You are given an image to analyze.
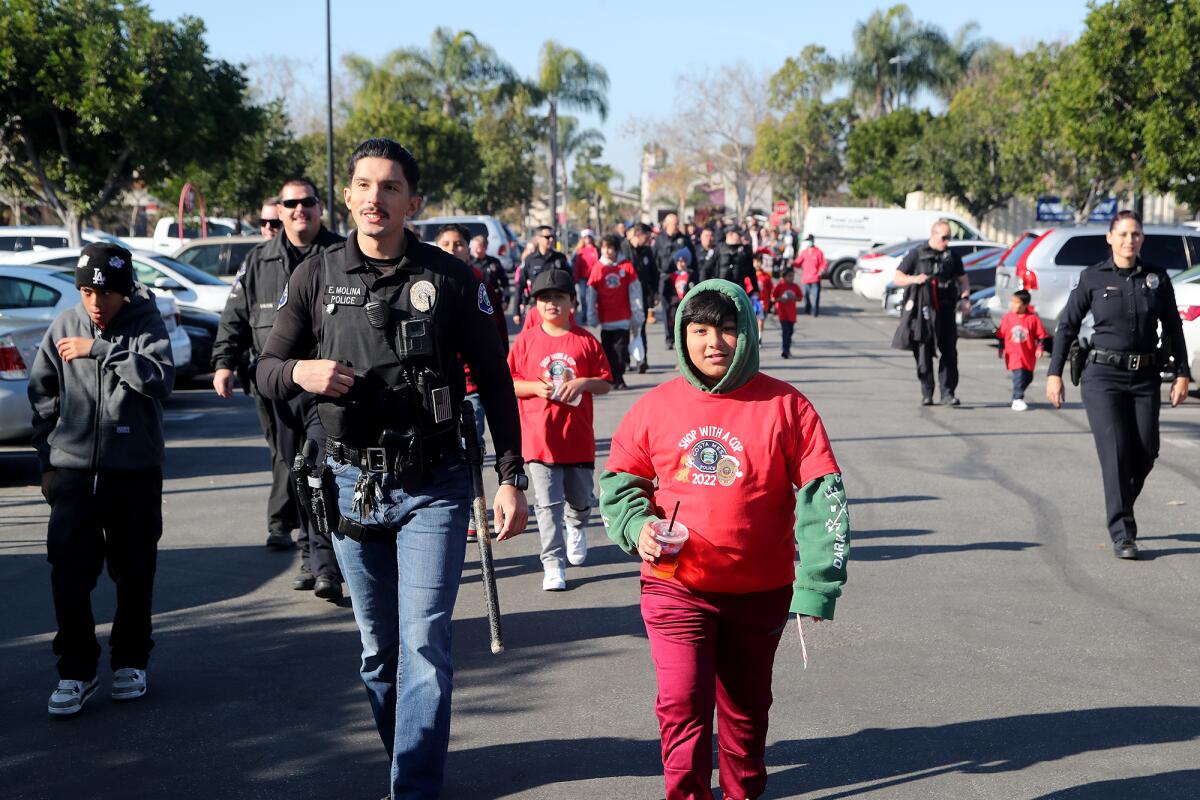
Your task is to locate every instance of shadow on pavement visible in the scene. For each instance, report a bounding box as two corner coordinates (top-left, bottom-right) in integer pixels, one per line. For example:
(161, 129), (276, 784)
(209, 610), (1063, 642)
(161, 444), (270, 481)
(1029, 769), (1200, 799)
(853, 541), (1039, 561)
(852, 528), (934, 540)
(850, 495), (938, 505)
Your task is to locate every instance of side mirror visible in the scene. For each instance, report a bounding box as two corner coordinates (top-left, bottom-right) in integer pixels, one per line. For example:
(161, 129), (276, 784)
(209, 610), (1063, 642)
(153, 277), (183, 291)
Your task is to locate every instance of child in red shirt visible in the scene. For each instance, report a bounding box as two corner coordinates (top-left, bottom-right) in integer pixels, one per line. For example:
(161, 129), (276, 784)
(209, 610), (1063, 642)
(771, 267), (801, 358)
(600, 280), (849, 800)
(509, 269), (613, 591)
(997, 289), (1048, 411)
(586, 233), (644, 390)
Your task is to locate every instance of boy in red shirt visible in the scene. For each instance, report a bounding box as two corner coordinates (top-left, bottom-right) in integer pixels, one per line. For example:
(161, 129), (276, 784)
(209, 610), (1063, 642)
(600, 279), (850, 800)
(510, 269), (613, 591)
(771, 267), (801, 359)
(997, 289), (1048, 412)
(586, 233), (644, 390)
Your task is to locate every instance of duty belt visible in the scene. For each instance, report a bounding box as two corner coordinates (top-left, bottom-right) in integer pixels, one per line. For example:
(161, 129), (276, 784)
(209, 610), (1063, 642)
(326, 429), (460, 474)
(1088, 348), (1158, 371)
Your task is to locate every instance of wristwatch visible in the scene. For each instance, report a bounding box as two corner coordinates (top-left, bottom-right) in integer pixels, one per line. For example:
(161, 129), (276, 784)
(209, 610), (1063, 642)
(500, 472), (529, 491)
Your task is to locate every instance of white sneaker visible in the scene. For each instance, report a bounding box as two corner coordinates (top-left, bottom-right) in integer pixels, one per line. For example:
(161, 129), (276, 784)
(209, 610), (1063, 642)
(565, 525), (588, 566)
(1011, 399), (1028, 411)
(48, 677), (98, 716)
(542, 567), (567, 591)
(111, 668), (147, 701)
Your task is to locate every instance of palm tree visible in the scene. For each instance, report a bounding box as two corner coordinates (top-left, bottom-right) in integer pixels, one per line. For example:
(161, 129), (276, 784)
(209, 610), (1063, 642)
(556, 116), (605, 234)
(535, 41), (609, 238)
(843, 4), (949, 117)
(388, 27), (516, 120)
(932, 23), (1005, 102)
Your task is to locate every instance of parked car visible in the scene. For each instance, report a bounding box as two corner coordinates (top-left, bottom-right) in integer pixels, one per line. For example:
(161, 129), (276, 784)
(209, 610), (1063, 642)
(956, 287), (999, 338)
(0, 225), (130, 253)
(408, 215), (521, 271)
(0, 264), (192, 378)
(866, 241), (1004, 309)
(1, 248), (231, 314)
(0, 316), (48, 441)
(173, 235), (263, 282)
(1171, 265), (1200, 380)
(986, 225), (1200, 331)
(802, 207), (985, 290)
(123, 216), (253, 254)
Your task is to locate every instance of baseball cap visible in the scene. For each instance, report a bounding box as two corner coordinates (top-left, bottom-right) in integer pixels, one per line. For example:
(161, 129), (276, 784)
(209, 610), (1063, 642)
(530, 268), (576, 298)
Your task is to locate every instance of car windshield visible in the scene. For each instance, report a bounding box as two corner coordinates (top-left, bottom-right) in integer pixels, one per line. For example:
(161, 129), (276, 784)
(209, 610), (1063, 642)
(146, 254), (228, 285)
(1173, 264), (1200, 285)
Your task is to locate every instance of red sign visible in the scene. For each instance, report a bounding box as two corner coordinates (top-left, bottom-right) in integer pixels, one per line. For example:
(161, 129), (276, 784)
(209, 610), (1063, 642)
(773, 200), (789, 216)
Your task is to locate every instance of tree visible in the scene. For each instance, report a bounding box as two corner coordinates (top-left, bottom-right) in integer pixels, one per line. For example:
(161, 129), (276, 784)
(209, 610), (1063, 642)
(387, 27), (516, 121)
(570, 144), (618, 231)
(844, 108), (930, 206)
(0, 0), (258, 244)
(917, 55), (1032, 224)
(462, 83), (541, 215)
(161, 99), (308, 221)
(843, 4), (950, 117)
(753, 100), (850, 226)
(535, 41), (609, 237)
(556, 116), (605, 233)
(929, 22), (1003, 103)
(767, 45), (839, 109)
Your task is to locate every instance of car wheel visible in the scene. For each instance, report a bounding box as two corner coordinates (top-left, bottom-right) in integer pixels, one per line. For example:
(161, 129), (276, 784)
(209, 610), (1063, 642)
(829, 260), (855, 290)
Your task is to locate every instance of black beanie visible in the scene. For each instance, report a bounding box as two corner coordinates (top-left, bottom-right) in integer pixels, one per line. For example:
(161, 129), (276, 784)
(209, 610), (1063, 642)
(75, 242), (135, 296)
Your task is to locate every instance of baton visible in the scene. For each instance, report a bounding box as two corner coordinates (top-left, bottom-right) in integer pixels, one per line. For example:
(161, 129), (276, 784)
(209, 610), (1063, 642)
(461, 401), (504, 655)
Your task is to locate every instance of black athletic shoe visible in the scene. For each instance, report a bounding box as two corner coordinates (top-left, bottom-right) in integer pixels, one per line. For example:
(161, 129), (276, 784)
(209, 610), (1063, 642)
(313, 575), (343, 600)
(292, 568), (316, 591)
(266, 531), (295, 550)
(638, 362), (649, 374)
(1114, 540), (1139, 560)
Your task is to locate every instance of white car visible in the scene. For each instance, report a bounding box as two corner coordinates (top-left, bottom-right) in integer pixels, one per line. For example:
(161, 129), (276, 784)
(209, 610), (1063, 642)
(123, 216), (253, 254)
(852, 240), (1006, 302)
(0, 225), (131, 253)
(0, 264), (190, 376)
(1172, 267), (1200, 379)
(0, 316), (48, 441)
(0, 248), (231, 314)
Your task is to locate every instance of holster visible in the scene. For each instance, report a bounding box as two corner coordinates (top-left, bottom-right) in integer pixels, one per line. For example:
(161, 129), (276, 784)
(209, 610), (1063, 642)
(1068, 339), (1090, 386)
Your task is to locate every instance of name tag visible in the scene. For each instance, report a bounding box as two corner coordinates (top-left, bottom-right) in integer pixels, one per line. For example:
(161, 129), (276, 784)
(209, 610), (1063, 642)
(323, 286), (366, 306)
(116, 425), (130, 434)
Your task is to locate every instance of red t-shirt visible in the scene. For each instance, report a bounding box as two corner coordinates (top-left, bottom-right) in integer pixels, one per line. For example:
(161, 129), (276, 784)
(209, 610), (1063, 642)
(794, 247), (826, 284)
(606, 373), (840, 594)
(573, 245), (599, 283)
(588, 260), (638, 324)
(755, 270), (774, 300)
(508, 323), (612, 464)
(998, 311), (1048, 372)
(772, 281), (800, 322)
(673, 270), (690, 301)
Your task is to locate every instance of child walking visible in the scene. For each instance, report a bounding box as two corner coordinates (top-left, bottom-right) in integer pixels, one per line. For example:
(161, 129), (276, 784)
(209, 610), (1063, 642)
(28, 243), (175, 716)
(586, 233), (643, 390)
(509, 269), (613, 591)
(771, 267), (801, 359)
(997, 289), (1049, 411)
(600, 279), (850, 800)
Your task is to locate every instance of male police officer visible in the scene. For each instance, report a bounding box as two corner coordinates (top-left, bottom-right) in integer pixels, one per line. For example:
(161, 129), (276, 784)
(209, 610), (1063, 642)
(512, 225), (570, 324)
(255, 138), (528, 800)
(892, 220), (972, 405)
(211, 179), (346, 599)
(653, 213), (691, 349)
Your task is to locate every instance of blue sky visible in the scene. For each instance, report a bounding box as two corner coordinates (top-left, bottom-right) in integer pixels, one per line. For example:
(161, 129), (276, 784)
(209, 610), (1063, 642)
(148, 1), (1091, 189)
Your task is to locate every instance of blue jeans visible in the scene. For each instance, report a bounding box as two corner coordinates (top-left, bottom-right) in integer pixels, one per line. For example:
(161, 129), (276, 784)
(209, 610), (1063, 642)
(803, 281), (821, 316)
(1011, 368), (1033, 400)
(329, 457), (471, 800)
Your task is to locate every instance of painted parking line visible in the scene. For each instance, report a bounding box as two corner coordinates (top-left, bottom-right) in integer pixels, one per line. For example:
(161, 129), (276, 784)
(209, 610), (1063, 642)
(1164, 437), (1199, 449)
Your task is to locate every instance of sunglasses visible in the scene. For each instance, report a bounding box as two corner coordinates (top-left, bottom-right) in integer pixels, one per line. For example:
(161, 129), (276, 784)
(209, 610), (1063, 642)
(280, 196), (319, 209)
(259, 219), (283, 229)
(541, 233), (556, 239)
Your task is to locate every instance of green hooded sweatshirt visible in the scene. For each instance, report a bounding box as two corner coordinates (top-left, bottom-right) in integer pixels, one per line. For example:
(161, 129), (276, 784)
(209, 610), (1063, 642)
(598, 278), (849, 619)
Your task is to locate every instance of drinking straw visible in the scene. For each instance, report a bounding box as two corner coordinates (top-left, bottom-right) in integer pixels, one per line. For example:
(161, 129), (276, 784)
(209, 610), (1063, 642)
(667, 500), (681, 532)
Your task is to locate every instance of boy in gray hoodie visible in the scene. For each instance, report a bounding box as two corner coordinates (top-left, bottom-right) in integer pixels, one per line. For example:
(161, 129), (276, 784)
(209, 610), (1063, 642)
(27, 242), (174, 717)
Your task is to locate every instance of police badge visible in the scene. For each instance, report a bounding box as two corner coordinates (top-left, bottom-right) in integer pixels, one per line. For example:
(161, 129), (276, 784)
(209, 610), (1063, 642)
(410, 280), (437, 312)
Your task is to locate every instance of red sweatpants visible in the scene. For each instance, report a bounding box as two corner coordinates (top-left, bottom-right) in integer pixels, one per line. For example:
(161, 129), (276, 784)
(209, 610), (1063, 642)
(640, 576), (792, 800)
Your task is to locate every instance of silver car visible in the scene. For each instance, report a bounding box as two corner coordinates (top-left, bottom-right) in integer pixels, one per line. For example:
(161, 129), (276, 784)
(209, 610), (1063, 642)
(0, 316), (48, 441)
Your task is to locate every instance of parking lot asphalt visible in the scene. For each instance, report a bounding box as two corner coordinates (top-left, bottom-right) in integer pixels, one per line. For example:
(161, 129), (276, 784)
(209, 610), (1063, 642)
(2, 291), (1199, 800)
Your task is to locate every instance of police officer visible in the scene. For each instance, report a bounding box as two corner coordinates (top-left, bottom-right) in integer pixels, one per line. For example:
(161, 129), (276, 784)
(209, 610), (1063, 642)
(511, 225), (570, 324)
(716, 227), (754, 288)
(211, 178), (346, 599)
(1047, 210), (1191, 560)
(255, 138), (528, 799)
(653, 212), (691, 349)
(893, 220), (972, 405)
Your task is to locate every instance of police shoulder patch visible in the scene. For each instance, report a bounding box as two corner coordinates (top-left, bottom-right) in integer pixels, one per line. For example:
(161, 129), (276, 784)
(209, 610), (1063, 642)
(277, 283), (289, 310)
(477, 283), (494, 315)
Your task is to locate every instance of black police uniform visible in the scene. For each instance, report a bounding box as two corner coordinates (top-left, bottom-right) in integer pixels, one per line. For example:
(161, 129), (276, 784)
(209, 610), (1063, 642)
(1049, 256), (1191, 549)
(716, 241), (754, 289)
(514, 249), (570, 318)
(653, 230), (692, 347)
(896, 244), (967, 402)
(212, 227), (344, 583)
(631, 242), (658, 368)
(694, 242), (720, 283)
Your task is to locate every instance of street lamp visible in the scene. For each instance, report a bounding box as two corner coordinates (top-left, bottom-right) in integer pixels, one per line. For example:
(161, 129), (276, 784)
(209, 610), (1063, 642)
(888, 54), (911, 111)
(325, 0), (336, 231)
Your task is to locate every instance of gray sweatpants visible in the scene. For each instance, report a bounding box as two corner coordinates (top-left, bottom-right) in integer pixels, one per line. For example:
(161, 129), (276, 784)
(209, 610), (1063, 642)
(527, 462), (594, 570)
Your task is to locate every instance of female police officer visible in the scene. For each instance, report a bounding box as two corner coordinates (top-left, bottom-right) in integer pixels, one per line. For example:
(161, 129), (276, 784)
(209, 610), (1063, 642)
(1047, 210), (1191, 559)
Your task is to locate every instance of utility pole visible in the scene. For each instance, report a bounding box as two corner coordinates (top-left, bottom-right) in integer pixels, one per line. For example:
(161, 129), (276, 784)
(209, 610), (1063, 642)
(888, 54), (911, 112)
(325, 0), (336, 231)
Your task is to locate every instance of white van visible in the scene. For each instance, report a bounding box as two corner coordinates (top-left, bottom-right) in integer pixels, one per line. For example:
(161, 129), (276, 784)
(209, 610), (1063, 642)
(802, 207), (983, 289)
